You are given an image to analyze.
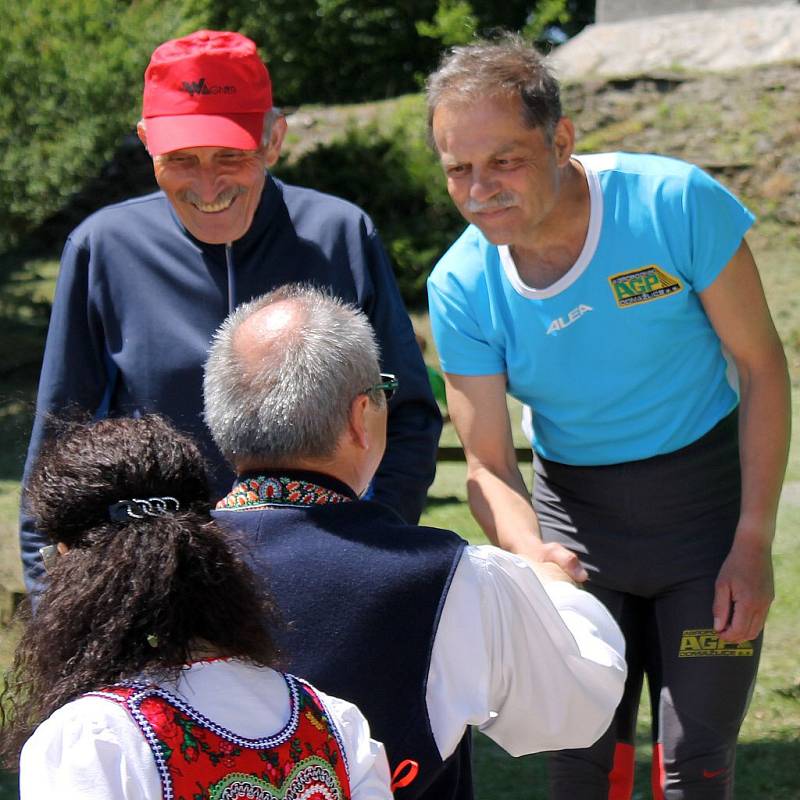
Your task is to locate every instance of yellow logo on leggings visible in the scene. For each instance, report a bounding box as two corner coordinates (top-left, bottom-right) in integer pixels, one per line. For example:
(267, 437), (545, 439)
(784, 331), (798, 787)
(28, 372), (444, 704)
(609, 265), (683, 307)
(678, 629), (754, 657)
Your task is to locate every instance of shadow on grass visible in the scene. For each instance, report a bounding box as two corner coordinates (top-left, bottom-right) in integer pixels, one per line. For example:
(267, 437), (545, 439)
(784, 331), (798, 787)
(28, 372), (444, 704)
(424, 495), (462, 508)
(0, 249), (54, 484)
(474, 733), (800, 800)
(0, 770), (15, 800)
(0, 137), (156, 481)
(0, 365), (38, 483)
(2, 736), (799, 800)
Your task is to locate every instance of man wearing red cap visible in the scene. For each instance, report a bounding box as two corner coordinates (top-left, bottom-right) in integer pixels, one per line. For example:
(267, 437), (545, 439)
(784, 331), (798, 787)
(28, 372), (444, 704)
(20, 30), (442, 592)
(137, 30), (281, 246)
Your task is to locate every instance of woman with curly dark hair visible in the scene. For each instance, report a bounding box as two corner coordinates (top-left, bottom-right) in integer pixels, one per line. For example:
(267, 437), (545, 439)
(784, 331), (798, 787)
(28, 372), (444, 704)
(1, 415), (390, 799)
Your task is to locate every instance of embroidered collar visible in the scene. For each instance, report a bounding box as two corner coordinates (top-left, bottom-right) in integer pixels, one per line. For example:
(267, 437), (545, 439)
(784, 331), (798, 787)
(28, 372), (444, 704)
(216, 471), (356, 511)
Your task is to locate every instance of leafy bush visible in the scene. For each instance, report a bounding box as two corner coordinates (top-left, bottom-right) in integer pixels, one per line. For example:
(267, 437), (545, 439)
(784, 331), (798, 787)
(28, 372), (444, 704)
(274, 97), (465, 307)
(206, 0), (578, 106)
(0, 0), (594, 295)
(209, 1), (443, 107)
(0, 0), (198, 251)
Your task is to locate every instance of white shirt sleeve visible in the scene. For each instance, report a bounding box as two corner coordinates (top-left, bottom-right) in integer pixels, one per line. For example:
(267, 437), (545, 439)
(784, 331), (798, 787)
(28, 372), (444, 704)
(19, 697), (158, 800)
(426, 545), (627, 759)
(314, 689), (393, 799)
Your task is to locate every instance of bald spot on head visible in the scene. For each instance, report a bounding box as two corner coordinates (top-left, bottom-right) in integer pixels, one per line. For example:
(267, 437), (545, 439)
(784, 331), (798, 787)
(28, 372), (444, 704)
(232, 299), (308, 376)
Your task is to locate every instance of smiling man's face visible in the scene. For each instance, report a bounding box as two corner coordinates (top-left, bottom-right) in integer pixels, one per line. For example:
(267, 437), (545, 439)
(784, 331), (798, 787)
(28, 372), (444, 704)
(151, 146), (269, 244)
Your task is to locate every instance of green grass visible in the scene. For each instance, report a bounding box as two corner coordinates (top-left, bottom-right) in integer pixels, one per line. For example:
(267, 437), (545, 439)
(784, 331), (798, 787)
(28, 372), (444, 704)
(421, 465), (800, 800)
(1, 223), (799, 799)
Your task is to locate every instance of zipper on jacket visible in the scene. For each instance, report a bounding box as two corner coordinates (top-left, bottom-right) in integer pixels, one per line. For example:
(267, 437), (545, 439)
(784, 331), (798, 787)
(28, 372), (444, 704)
(225, 243), (236, 314)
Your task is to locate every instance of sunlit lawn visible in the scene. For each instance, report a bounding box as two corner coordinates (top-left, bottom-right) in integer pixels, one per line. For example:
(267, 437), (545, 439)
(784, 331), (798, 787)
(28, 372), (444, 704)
(421, 442), (800, 800)
(1, 230), (799, 798)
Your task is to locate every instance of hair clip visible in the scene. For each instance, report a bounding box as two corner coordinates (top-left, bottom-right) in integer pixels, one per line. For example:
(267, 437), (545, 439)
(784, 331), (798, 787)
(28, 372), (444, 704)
(39, 544), (60, 573)
(108, 497), (180, 522)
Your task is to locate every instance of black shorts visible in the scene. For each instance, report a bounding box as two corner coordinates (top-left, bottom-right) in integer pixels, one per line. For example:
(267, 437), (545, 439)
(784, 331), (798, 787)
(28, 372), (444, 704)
(534, 411), (761, 800)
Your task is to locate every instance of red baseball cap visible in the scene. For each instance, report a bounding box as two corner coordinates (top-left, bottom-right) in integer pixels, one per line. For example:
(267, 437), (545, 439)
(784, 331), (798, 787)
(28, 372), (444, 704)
(142, 30), (272, 156)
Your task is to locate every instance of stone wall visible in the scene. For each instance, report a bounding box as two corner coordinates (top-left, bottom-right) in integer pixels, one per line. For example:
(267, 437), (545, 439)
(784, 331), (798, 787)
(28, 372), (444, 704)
(550, 3), (800, 79)
(596, 0), (790, 24)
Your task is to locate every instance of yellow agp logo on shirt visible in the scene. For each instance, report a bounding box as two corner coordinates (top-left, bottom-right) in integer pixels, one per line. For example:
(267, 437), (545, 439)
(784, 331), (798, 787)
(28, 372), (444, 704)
(678, 629), (754, 658)
(609, 265), (683, 307)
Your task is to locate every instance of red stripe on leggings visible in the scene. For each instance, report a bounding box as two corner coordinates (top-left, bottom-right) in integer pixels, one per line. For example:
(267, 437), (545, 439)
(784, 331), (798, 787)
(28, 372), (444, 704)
(651, 742), (666, 800)
(608, 742), (635, 800)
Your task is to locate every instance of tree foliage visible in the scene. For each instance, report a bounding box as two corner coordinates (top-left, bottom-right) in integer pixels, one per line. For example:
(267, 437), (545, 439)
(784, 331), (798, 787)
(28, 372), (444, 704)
(0, 0), (201, 251)
(417, 1), (479, 48)
(0, 0), (596, 292)
(207, 0), (595, 105)
(208, 1), (443, 106)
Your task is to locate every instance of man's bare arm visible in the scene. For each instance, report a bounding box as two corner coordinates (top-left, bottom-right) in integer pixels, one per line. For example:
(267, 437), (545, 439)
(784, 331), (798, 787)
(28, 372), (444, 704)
(445, 372), (587, 582)
(699, 239), (790, 642)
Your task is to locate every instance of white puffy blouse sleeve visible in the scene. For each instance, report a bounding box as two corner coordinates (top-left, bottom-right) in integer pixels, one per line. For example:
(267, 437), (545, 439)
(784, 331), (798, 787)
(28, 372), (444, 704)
(426, 545), (627, 759)
(19, 696), (158, 800)
(313, 689), (393, 799)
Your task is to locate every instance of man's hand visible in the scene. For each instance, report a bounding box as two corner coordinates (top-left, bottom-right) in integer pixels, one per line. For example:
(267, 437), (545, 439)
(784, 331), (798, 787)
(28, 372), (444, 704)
(521, 557), (578, 586)
(701, 240), (787, 644)
(516, 538), (588, 584)
(713, 533), (774, 643)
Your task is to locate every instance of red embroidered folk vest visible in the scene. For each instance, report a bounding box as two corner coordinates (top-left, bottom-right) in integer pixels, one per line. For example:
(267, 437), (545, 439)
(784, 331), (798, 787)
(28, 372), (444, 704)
(89, 672), (351, 800)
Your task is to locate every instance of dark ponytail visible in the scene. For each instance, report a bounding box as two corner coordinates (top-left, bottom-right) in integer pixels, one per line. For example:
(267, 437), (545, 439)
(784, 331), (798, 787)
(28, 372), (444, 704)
(1, 416), (280, 766)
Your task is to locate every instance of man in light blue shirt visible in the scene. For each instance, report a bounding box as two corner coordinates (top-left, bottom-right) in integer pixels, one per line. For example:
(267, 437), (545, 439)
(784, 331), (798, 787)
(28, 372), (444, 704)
(426, 34), (789, 800)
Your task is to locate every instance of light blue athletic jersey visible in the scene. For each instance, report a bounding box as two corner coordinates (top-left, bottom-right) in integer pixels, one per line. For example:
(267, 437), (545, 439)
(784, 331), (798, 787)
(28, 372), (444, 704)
(427, 152), (754, 465)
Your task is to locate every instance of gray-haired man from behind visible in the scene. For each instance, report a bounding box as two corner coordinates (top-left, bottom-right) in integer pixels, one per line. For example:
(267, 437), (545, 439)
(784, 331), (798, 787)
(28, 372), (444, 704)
(204, 283), (627, 800)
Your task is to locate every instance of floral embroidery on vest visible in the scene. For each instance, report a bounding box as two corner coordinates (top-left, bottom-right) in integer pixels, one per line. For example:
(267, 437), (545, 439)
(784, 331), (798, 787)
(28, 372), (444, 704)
(216, 476), (352, 511)
(88, 673), (350, 800)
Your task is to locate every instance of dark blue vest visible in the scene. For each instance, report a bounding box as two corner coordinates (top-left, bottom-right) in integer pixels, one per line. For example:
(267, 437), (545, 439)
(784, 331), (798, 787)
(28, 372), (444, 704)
(213, 471), (471, 800)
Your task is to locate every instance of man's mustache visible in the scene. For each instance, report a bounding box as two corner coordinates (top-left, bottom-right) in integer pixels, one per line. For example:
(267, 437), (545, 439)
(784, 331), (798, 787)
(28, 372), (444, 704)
(463, 192), (519, 213)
